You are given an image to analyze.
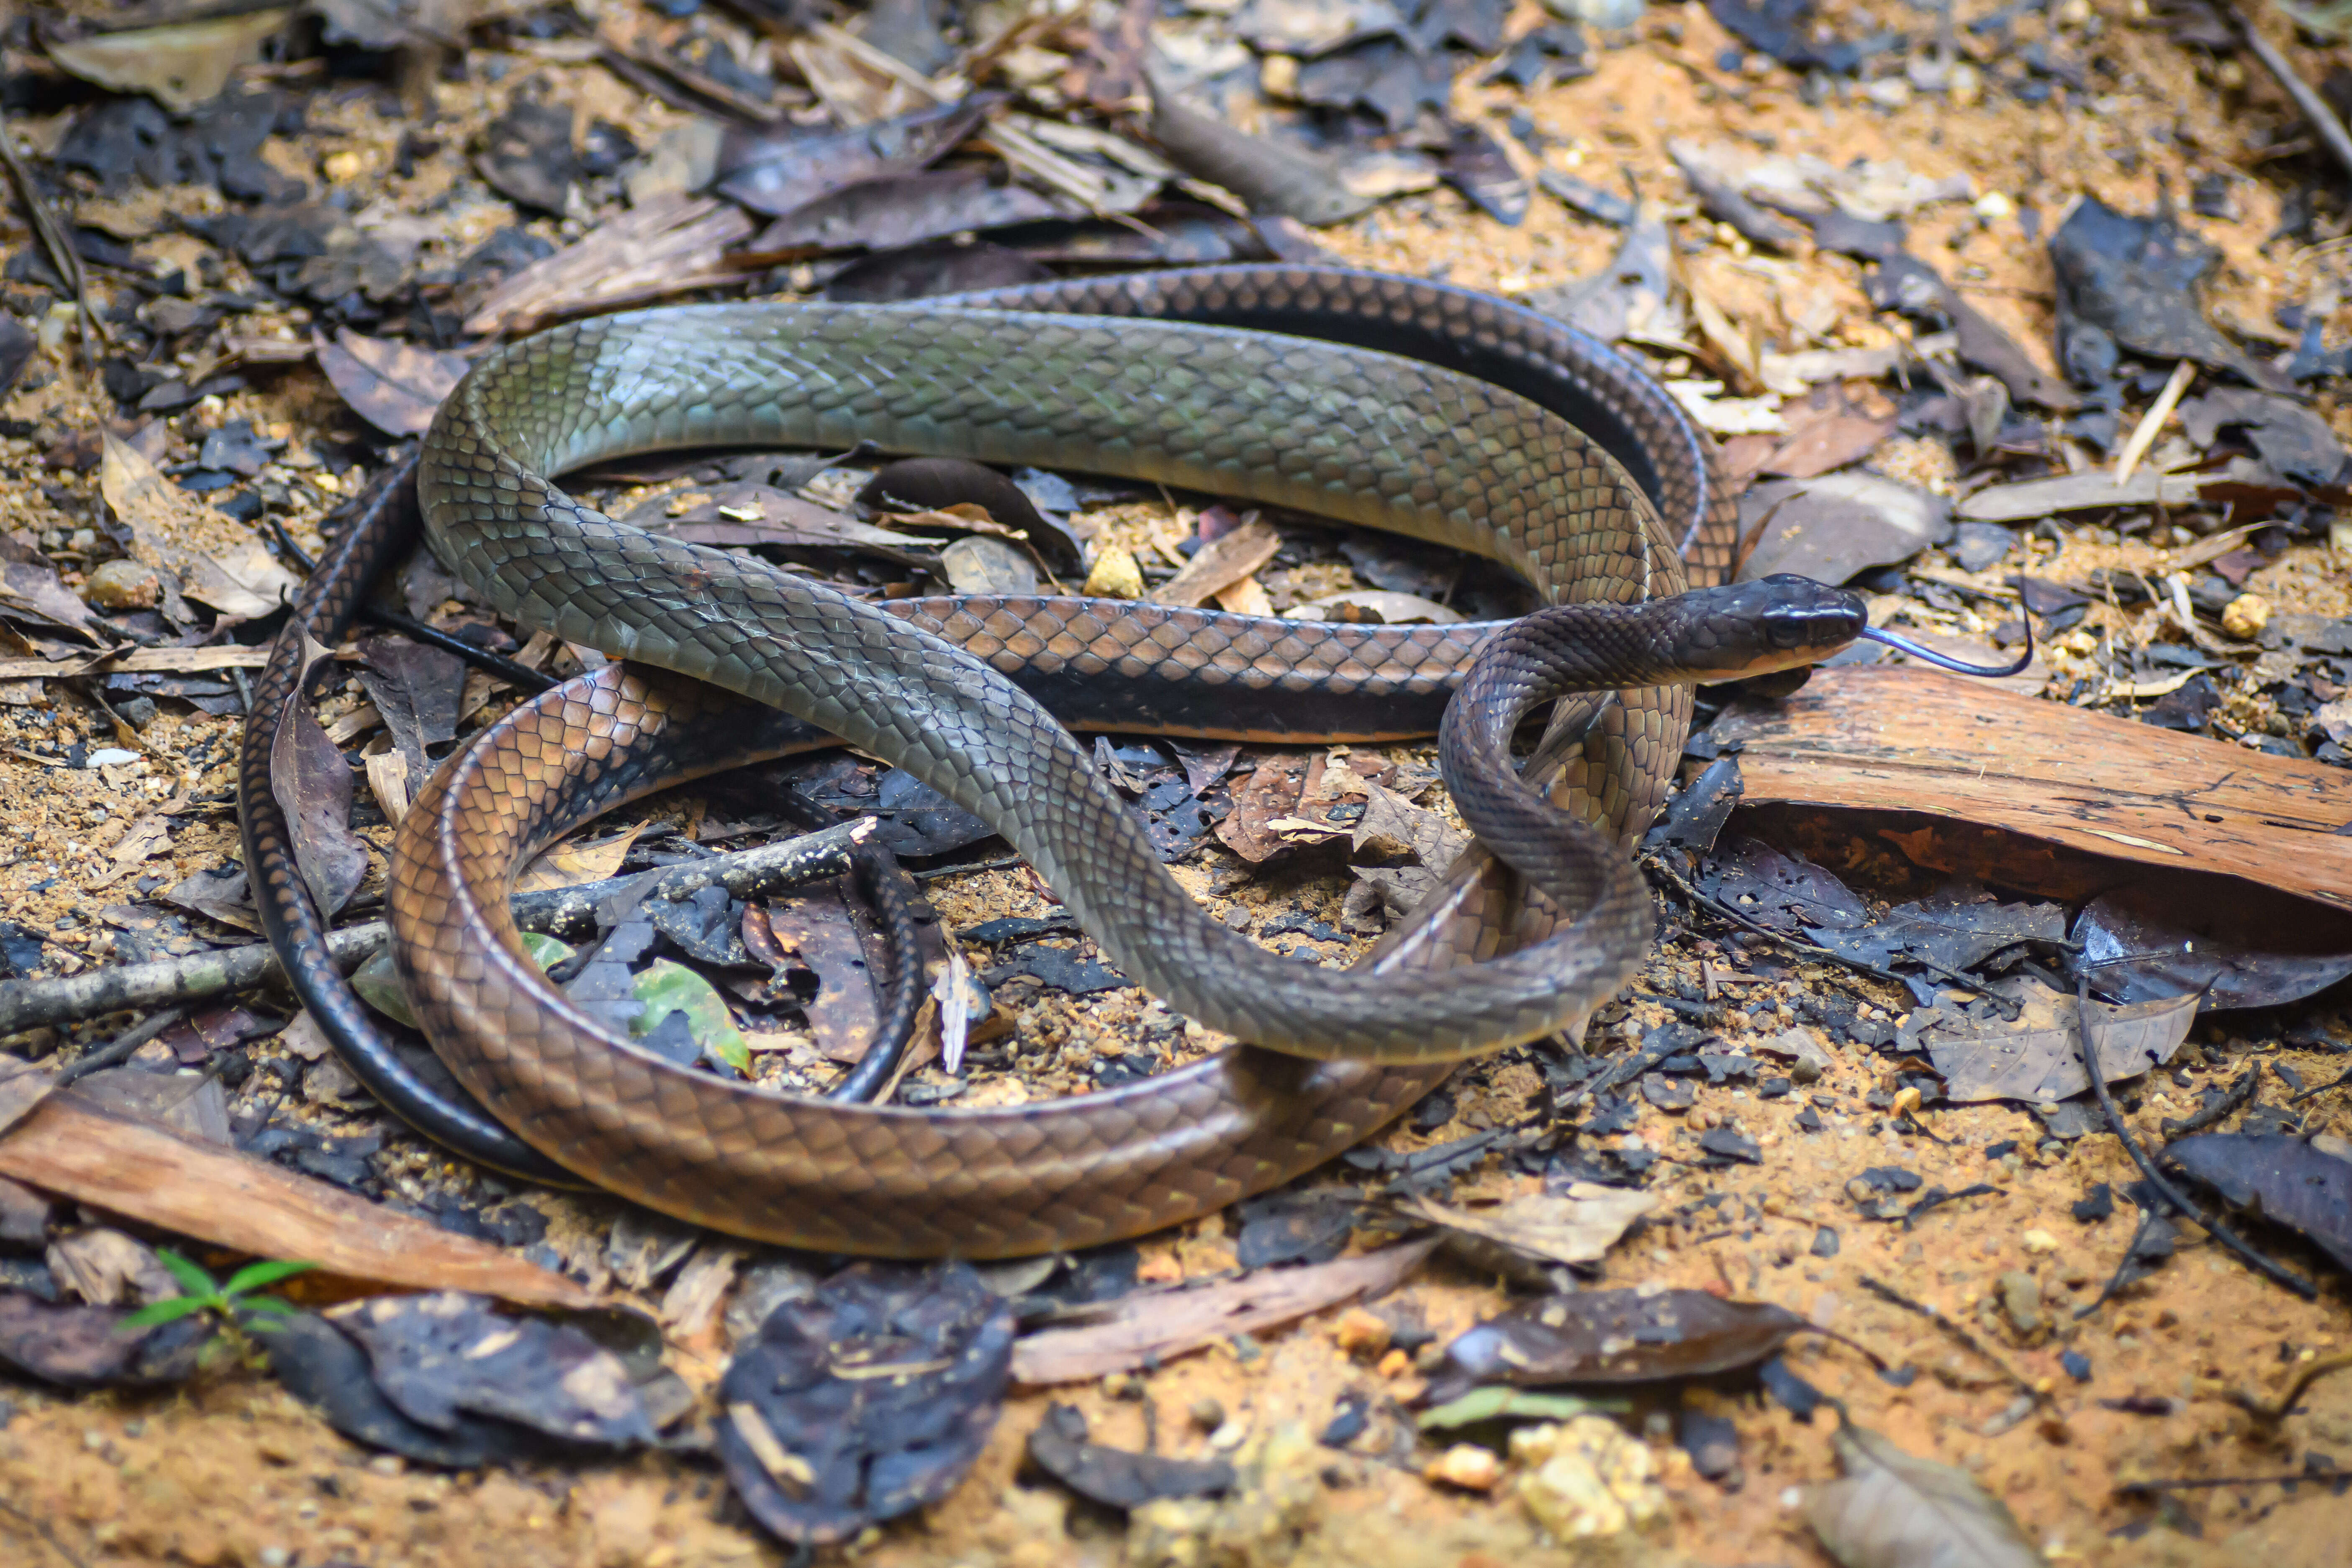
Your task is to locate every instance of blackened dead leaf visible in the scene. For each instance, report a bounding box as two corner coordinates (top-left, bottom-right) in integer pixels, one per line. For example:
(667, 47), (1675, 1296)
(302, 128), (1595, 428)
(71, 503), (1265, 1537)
(2049, 196), (2292, 394)
(1233, 1189), (1362, 1269)
(1805, 1417), (2046, 1568)
(751, 168), (1062, 254)
(1027, 1403), (1235, 1509)
(1428, 1289), (1818, 1403)
(330, 1292), (656, 1449)
(1697, 836), (1867, 932)
(0, 314), (35, 398)
(1443, 123), (1529, 226)
(0, 1288), (212, 1388)
(477, 99), (578, 217)
(316, 328), (468, 438)
(1868, 253), (2078, 410)
(1736, 474), (1953, 585)
(717, 98), (994, 217)
(752, 893), (882, 1065)
(2177, 389), (2352, 487)
(257, 1310), (508, 1467)
(2166, 1134), (2352, 1274)
(858, 457), (1084, 572)
(1708, 0), (1894, 72)
(354, 635), (465, 793)
(270, 633), (369, 919)
(1145, 65), (1372, 227)
(717, 1262), (1015, 1546)
(2072, 879), (2352, 1010)
(1924, 981), (2198, 1105)
(822, 239), (1054, 302)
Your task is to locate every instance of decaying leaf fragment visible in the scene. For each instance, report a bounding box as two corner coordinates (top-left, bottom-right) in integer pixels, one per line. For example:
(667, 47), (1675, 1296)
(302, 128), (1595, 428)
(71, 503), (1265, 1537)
(1807, 1418), (2046, 1568)
(1427, 1288), (1821, 1404)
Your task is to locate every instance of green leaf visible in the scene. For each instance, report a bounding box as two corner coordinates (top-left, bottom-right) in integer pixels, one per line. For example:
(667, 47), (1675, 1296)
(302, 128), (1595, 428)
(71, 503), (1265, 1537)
(222, 1258), (318, 1297)
(119, 1296), (213, 1330)
(1416, 1386), (1625, 1430)
(356, 936), (569, 1027)
(520, 932), (575, 969)
(349, 949), (417, 1028)
(154, 1248), (218, 1298)
(631, 958), (750, 1074)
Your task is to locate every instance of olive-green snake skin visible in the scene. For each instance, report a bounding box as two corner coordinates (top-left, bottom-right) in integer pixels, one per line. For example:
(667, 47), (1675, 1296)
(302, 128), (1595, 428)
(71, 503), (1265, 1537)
(367, 267), (1791, 1256)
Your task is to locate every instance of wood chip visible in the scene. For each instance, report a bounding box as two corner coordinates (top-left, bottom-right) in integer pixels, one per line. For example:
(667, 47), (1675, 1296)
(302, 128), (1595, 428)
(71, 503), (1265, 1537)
(1711, 666), (2352, 909)
(1148, 520), (1281, 608)
(1010, 1237), (1437, 1384)
(0, 1064), (593, 1308)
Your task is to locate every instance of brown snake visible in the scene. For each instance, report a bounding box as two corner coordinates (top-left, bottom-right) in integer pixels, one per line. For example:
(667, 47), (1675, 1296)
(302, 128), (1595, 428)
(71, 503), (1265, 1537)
(257, 267), (1805, 1255)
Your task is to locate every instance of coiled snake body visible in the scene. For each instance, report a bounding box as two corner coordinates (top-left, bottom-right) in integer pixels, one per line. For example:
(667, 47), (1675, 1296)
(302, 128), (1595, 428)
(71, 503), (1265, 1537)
(247, 268), (1812, 1257)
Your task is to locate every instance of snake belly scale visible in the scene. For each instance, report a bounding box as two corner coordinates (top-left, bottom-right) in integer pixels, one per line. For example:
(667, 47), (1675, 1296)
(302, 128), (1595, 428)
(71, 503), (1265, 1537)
(371, 267), (1733, 1257)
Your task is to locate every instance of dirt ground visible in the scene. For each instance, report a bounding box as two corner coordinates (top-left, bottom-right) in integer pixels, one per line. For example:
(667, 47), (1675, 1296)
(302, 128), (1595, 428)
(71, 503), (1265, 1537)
(4, 0), (2352, 1564)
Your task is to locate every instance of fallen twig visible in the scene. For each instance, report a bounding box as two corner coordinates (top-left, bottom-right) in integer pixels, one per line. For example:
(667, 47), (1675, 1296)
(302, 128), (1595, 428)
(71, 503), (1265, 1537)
(2074, 977), (2316, 1301)
(0, 124), (106, 354)
(54, 1007), (185, 1087)
(2232, 1), (2352, 187)
(1856, 1274), (2041, 1403)
(0, 821), (874, 1036)
(2232, 1350), (2352, 1424)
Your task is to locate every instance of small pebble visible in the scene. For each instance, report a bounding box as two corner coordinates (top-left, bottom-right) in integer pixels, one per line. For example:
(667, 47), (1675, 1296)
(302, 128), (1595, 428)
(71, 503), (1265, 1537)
(1425, 1443), (1503, 1491)
(1189, 1396), (1225, 1430)
(82, 559), (161, 611)
(2020, 1228), (2058, 1255)
(2221, 593), (2270, 642)
(1998, 1271), (2044, 1337)
(2062, 1350), (2093, 1382)
(1376, 1347), (1413, 1379)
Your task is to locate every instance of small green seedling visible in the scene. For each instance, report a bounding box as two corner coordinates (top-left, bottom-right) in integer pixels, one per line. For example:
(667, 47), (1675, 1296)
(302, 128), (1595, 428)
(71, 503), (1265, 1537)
(120, 1250), (318, 1332)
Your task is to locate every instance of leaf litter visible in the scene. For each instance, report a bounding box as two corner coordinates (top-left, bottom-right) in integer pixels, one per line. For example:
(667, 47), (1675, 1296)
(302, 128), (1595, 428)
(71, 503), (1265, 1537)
(8, 0), (2352, 1562)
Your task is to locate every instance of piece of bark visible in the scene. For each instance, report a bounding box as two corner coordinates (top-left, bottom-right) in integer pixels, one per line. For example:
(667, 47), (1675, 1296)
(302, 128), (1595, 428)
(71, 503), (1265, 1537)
(0, 1071), (593, 1308)
(1710, 667), (2352, 910)
(1010, 1237), (1436, 1384)
(1149, 520), (1281, 608)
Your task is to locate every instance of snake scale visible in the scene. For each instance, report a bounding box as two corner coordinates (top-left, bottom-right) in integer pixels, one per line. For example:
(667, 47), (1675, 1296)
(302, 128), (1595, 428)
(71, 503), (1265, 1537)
(245, 267), (1789, 1256)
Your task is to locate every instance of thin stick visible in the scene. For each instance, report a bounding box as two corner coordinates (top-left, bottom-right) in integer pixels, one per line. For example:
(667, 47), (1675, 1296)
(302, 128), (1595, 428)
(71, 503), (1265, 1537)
(2233, 1), (2352, 188)
(0, 821), (873, 1035)
(2113, 359), (2195, 487)
(2074, 976), (2316, 1300)
(1857, 1274), (2041, 1402)
(0, 126), (107, 354)
(2233, 1350), (2352, 1424)
(55, 1007), (185, 1086)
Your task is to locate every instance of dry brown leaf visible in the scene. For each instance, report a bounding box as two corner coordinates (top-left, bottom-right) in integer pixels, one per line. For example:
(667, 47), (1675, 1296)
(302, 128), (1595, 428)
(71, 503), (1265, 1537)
(1398, 1185), (1656, 1273)
(1807, 1419), (2046, 1568)
(1149, 519), (1279, 608)
(314, 328), (468, 436)
(1010, 1237), (1437, 1384)
(1926, 981), (2199, 1105)
(88, 811), (171, 890)
(268, 633), (370, 919)
(464, 195), (757, 338)
(516, 822), (645, 894)
(0, 1074), (593, 1307)
(0, 646), (271, 680)
(46, 10), (292, 113)
(101, 431), (297, 621)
